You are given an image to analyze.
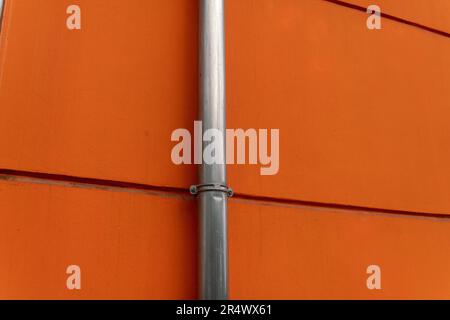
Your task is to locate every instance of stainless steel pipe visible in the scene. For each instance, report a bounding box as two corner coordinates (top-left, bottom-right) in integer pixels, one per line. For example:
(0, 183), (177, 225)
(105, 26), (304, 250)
(198, 0), (228, 300)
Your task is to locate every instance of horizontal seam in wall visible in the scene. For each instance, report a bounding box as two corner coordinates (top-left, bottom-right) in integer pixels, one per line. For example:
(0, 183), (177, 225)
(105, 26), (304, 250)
(1, 169), (449, 221)
(231, 193), (450, 222)
(0, 169), (192, 201)
(322, 0), (450, 38)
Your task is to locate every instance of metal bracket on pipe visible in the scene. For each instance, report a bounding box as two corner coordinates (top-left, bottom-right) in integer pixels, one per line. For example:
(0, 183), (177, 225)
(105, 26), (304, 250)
(190, 184), (234, 197)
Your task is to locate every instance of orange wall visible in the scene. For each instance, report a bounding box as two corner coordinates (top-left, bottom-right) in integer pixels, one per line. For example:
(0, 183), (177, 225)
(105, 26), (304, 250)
(0, 0), (449, 299)
(1, 178), (450, 299)
(0, 179), (197, 300)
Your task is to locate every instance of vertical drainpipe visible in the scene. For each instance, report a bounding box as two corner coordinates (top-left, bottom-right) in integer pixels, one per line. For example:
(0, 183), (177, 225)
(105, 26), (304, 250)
(191, 0), (232, 300)
(0, 0), (4, 30)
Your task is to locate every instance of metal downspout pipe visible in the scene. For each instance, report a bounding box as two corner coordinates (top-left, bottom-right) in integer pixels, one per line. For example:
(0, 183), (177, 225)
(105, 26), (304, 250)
(190, 0), (231, 300)
(0, 0), (5, 30)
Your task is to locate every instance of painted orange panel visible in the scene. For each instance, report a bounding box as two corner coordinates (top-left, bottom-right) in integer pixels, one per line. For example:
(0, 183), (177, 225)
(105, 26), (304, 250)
(346, 0), (450, 32)
(0, 0), (449, 215)
(226, 0), (450, 214)
(2, 177), (449, 299)
(229, 199), (450, 299)
(0, 0), (198, 187)
(0, 178), (196, 299)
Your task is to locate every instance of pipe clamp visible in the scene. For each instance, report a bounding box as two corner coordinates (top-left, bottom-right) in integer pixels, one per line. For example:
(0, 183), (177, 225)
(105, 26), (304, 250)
(190, 184), (233, 197)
